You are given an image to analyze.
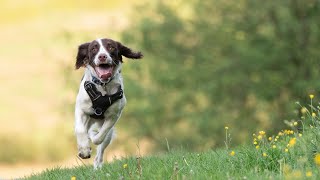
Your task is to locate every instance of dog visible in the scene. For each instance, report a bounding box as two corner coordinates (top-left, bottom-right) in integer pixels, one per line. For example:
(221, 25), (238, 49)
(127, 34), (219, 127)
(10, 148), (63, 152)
(74, 38), (143, 169)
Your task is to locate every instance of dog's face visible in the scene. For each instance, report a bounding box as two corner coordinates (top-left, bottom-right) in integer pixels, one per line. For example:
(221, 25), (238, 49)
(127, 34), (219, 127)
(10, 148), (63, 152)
(76, 38), (143, 82)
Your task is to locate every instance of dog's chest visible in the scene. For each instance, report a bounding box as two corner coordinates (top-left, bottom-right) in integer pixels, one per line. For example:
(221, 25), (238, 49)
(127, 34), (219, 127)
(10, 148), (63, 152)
(96, 83), (121, 95)
(79, 82), (126, 118)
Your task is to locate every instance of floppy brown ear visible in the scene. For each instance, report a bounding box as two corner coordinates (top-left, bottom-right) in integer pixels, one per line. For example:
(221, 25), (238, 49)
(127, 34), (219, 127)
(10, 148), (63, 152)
(75, 43), (90, 69)
(117, 42), (143, 60)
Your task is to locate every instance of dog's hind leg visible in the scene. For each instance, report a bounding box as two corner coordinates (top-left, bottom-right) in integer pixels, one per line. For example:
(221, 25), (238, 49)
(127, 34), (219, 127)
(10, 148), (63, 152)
(93, 128), (115, 169)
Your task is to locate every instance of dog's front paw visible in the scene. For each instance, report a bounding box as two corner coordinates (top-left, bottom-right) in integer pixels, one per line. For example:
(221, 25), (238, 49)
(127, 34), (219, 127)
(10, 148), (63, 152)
(78, 146), (92, 159)
(91, 136), (103, 145)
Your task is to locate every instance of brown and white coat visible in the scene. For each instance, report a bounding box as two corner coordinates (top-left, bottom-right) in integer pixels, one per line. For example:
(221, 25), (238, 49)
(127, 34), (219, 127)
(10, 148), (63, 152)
(74, 38), (142, 169)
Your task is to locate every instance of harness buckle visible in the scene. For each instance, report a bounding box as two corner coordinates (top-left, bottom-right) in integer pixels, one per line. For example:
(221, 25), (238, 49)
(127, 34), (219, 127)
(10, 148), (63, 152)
(94, 108), (103, 116)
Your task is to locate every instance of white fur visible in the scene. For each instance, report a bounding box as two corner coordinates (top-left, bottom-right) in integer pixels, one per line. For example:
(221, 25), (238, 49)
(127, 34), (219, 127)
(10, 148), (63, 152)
(75, 59), (126, 169)
(94, 38), (112, 66)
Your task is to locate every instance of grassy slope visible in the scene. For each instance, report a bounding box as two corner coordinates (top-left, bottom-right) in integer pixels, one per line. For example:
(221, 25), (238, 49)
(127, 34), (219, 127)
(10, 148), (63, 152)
(24, 150), (279, 180)
(26, 111), (320, 179)
(24, 145), (319, 180)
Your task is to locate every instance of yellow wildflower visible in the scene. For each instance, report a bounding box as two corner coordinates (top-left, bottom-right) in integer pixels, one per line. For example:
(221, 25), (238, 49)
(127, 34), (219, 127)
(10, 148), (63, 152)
(272, 145), (276, 149)
(253, 141), (257, 145)
(309, 94), (314, 99)
(262, 152), (267, 157)
(301, 107), (307, 114)
(259, 131), (265, 135)
(312, 112), (316, 117)
(284, 130), (293, 135)
(306, 171), (312, 177)
(256, 145), (260, 149)
(123, 164), (128, 169)
(289, 138), (296, 147)
(252, 133), (256, 136)
(285, 148), (289, 152)
(71, 177), (76, 180)
(257, 135), (262, 140)
(299, 133), (302, 137)
(314, 153), (320, 166)
(268, 137), (272, 141)
(230, 151), (235, 156)
(275, 139), (278, 142)
(276, 136), (279, 139)
(293, 122), (298, 126)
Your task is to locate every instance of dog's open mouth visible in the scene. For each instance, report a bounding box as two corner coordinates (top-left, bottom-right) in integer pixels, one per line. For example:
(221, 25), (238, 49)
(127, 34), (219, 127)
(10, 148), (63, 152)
(95, 64), (114, 81)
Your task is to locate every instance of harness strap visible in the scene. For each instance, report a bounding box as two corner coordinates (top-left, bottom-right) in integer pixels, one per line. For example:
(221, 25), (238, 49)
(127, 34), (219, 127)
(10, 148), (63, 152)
(84, 81), (123, 119)
(92, 76), (113, 86)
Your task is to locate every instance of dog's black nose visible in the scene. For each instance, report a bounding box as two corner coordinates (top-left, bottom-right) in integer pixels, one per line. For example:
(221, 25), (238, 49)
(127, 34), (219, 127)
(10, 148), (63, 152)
(98, 54), (107, 62)
(78, 153), (91, 159)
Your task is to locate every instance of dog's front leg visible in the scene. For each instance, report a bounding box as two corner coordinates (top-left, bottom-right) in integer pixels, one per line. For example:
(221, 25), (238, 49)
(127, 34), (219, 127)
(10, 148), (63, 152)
(75, 108), (92, 159)
(91, 113), (121, 145)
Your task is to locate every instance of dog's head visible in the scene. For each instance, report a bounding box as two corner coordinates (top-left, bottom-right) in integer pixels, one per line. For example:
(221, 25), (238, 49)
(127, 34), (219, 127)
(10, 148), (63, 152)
(75, 38), (143, 82)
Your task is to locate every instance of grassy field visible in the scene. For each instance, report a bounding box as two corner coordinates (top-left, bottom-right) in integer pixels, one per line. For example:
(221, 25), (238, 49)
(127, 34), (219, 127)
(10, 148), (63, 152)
(25, 98), (320, 179)
(25, 132), (320, 179)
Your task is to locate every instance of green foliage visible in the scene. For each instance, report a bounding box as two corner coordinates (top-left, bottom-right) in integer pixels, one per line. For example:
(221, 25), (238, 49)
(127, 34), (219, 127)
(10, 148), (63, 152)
(119, 0), (320, 151)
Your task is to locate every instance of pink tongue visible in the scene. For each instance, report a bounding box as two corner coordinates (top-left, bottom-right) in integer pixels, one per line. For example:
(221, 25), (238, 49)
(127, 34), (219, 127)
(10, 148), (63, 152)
(96, 67), (113, 80)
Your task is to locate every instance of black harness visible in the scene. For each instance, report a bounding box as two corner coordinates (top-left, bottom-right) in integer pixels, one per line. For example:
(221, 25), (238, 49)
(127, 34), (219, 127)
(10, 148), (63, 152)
(84, 80), (123, 119)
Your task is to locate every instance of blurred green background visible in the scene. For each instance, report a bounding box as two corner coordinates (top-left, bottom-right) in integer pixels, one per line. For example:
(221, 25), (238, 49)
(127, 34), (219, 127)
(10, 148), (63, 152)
(0, 0), (319, 177)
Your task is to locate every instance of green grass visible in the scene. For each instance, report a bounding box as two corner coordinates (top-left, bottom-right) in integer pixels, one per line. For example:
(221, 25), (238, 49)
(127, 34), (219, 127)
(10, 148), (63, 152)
(25, 99), (320, 179)
(24, 144), (319, 179)
(23, 150), (282, 180)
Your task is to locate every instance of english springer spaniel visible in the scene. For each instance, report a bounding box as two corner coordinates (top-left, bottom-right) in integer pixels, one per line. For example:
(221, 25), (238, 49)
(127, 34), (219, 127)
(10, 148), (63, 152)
(74, 38), (143, 169)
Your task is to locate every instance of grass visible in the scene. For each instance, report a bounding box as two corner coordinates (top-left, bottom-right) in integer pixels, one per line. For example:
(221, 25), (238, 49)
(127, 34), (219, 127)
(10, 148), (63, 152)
(23, 142), (319, 179)
(25, 96), (320, 179)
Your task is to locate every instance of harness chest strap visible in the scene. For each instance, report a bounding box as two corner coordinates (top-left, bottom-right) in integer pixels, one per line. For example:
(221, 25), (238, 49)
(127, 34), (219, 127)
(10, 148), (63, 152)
(84, 81), (123, 119)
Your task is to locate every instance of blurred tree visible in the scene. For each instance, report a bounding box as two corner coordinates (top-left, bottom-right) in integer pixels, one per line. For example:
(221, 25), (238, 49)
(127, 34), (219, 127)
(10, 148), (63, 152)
(120, 0), (320, 151)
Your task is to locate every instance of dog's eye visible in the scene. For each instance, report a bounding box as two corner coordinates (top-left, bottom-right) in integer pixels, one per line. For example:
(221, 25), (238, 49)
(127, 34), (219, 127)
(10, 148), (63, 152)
(108, 46), (115, 51)
(91, 48), (97, 53)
